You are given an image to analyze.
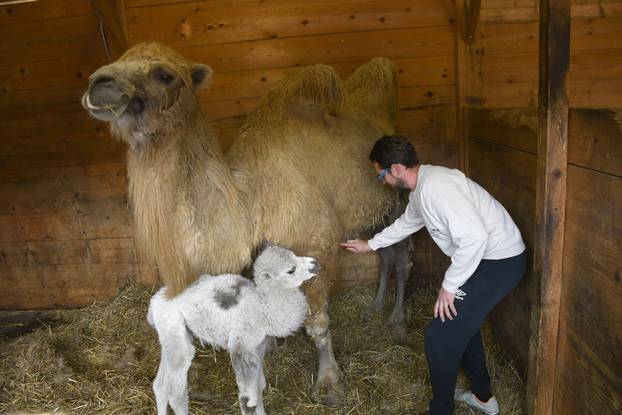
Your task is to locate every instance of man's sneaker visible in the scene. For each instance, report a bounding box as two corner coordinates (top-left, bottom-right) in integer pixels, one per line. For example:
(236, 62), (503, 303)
(454, 389), (500, 415)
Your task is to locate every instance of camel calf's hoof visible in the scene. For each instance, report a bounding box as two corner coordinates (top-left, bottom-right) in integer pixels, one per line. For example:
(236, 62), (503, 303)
(311, 378), (345, 406)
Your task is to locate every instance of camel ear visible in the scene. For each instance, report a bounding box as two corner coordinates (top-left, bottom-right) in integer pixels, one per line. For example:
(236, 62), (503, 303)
(191, 64), (213, 90)
(259, 240), (274, 252)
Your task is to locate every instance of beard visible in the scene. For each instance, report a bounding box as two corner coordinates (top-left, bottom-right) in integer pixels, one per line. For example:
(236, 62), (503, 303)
(394, 178), (408, 189)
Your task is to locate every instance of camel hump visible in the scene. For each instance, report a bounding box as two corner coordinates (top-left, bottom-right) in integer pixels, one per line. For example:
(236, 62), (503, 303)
(261, 64), (345, 116)
(344, 57), (398, 122)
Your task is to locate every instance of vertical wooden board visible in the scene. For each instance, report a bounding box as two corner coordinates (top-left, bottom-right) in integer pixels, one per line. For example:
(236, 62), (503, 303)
(554, 166), (622, 415)
(467, 137), (537, 373)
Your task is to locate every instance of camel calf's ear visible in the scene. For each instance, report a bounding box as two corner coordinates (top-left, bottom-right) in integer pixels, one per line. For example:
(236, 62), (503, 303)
(191, 64), (213, 90)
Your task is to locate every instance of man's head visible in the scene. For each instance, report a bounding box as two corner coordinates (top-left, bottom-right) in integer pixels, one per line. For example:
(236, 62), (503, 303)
(369, 135), (419, 189)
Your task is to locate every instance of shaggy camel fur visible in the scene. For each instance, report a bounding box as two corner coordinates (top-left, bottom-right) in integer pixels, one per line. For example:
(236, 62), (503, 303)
(148, 244), (319, 415)
(82, 42), (402, 403)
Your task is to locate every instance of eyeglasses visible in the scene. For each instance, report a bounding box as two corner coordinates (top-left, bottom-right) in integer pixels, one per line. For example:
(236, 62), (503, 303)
(377, 167), (390, 182)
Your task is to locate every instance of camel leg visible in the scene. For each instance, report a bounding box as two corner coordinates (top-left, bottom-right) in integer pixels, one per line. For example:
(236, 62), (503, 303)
(304, 254), (345, 405)
(361, 246), (395, 323)
(388, 238), (412, 343)
(231, 348), (265, 415)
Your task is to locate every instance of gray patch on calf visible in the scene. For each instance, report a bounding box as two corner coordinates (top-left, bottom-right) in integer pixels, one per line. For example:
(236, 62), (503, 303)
(240, 396), (257, 414)
(214, 278), (253, 309)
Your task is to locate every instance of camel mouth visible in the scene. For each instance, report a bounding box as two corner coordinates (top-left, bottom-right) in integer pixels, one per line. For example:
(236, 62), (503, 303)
(82, 92), (130, 122)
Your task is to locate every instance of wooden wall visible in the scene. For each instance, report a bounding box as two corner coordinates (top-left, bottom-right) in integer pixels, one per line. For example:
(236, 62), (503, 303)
(0, 0), (159, 309)
(467, 108), (538, 373)
(0, 0), (458, 309)
(466, 108), (622, 414)
(554, 109), (622, 415)
(465, 0), (622, 108)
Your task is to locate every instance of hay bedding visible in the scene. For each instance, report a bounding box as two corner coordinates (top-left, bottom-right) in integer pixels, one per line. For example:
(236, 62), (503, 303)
(0, 281), (525, 414)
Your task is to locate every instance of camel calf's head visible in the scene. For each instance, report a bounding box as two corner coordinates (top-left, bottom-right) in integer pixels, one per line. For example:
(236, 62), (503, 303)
(82, 42), (212, 148)
(253, 244), (320, 289)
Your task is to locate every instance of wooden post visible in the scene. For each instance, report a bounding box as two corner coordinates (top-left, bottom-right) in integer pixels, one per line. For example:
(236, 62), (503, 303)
(465, 0), (481, 45)
(527, 0), (570, 414)
(90, 0), (128, 61)
(455, 0), (483, 174)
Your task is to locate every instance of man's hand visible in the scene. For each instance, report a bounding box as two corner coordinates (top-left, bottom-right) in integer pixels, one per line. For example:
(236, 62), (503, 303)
(434, 287), (457, 322)
(339, 239), (372, 254)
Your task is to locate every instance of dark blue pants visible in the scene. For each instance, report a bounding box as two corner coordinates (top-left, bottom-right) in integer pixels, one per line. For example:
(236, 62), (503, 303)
(425, 251), (527, 414)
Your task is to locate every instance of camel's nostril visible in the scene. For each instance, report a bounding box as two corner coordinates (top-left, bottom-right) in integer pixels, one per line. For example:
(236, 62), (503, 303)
(92, 75), (116, 87)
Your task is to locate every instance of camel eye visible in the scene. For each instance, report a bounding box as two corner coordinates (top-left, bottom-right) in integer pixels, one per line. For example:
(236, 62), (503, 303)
(287, 266), (296, 275)
(153, 67), (175, 85)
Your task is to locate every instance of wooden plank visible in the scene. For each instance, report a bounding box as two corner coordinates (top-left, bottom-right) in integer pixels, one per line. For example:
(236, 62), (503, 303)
(178, 26), (455, 73)
(90, 0), (128, 60)
(482, 49), (622, 84)
(0, 14), (103, 64)
(481, 78), (622, 108)
(0, 54), (108, 93)
(468, 137), (537, 374)
(0, 240), (88, 267)
(0, 86), (86, 122)
(0, 0), (93, 26)
(395, 106), (457, 142)
(554, 165), (622, 415)
(88, 238), (136, 264)
(527, 1), (570, 414)
(0, 263), (134, 309)
(480, 17), (622, 55)
(568, 109), (622, 177)
(202, 56), (455, 102)
(480, 1), (622, 23)
(0, 215), (83, 242)
(468, 108), (538, 153)
(127, 0), (454, 48)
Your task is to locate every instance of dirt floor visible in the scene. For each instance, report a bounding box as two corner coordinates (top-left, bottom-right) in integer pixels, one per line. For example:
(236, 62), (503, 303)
(0, 281), (526, 414)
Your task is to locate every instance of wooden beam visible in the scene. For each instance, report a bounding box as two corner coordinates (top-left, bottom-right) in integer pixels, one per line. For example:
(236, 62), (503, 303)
(89, 0), (128, 61)
(465, 0), (482, 44)
(455, 0), (483, 173)
(527, 0), (570, 414)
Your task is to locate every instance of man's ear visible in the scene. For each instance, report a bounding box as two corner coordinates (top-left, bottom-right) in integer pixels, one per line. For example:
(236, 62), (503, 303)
(389, 163), (401, 177)
(190, 63), (213, 90)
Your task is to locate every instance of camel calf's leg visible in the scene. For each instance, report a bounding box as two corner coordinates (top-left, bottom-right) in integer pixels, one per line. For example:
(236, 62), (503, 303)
(231, 348), (266, 415)
(152, 320), (195, 415)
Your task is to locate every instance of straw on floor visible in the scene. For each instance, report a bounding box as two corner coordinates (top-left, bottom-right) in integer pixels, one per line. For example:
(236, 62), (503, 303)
(0, 281), (525, 414)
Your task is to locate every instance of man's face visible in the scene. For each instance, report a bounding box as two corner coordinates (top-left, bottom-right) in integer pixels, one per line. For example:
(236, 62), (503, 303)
(373, 162), (406, 189)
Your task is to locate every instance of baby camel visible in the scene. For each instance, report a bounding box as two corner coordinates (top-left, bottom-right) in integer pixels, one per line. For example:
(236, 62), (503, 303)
(147, 244), (319, 415)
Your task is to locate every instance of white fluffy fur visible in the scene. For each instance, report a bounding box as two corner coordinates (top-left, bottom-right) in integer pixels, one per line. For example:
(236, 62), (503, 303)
(147, 245), (318, 415)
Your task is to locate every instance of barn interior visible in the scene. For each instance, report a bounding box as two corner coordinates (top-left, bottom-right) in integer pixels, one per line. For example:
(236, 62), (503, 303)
(0, 0), (620, 414)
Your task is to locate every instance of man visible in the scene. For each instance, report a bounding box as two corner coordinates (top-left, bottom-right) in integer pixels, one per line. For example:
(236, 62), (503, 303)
(341, 135), (526, 415)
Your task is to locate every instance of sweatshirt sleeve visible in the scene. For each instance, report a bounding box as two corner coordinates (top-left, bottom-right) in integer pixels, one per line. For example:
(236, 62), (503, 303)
(367, 195), (425, 250)
(430, 190), (489, 293)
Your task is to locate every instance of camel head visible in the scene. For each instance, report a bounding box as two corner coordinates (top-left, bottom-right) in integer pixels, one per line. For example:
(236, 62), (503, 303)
(82, 42), (212, 149)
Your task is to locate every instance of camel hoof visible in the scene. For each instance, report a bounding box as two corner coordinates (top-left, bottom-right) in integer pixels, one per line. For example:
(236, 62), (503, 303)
(311, 378), (345, 406)
(391, 322), (408, 344)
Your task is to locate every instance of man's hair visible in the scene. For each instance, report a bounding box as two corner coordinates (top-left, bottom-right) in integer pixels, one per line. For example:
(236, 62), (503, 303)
(369, 135), (419, 168)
